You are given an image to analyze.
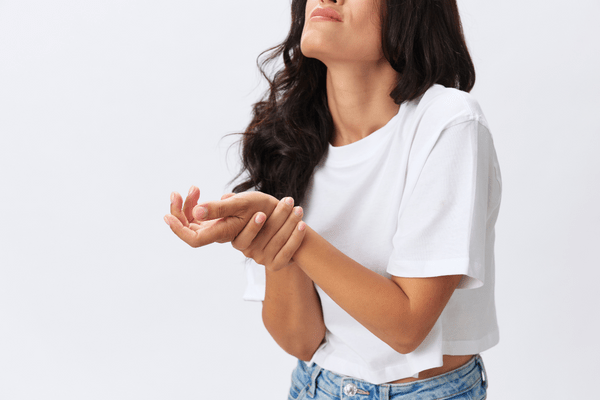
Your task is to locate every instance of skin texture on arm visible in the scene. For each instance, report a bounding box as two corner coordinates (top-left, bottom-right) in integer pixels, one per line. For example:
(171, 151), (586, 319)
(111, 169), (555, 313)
(183, 194), (462, 354)
(262, 262), (326, 361)
(225, 196), (326, 360)
(293, 226), (462, 354)
(225, 195), (327, 360)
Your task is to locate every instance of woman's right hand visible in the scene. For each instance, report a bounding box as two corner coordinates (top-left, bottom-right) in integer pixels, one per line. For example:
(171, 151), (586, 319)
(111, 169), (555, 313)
(231, 197), (306, 272)
(164, 187), (280, 248)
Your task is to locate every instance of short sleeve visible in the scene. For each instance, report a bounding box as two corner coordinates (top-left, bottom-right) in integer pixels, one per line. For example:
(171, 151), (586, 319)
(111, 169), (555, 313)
(386, 119), (501, 289)
(242, 259), (266, 301)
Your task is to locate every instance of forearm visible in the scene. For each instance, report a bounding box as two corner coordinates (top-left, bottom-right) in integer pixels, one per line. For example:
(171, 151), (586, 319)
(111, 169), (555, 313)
(262, 261), (326, 361)
(293, 227), (420, 354)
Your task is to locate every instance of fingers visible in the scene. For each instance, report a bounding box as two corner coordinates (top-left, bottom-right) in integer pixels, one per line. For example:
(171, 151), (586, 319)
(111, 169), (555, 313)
(169, 192), (188, 226)
(164, 214), (238, 248)
(164, 214), (199, 246)
(193, 196), (244, 221)
(166, 189), (285, 249)
(183, 186), (200, 223)
(221, 193), (235, 200)
(231, 212), (267, 251)
(260, 204), (304, 267)
(193, 191), (278, 222)
(239, 197), (306, 270)
(268, 221), (307, 271)
(166, 187), (257, 248)
(249, 197), (296, 251)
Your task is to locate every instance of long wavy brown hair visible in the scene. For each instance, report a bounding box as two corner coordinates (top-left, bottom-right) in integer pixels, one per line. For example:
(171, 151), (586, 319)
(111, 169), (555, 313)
(232, 0), (475, 205)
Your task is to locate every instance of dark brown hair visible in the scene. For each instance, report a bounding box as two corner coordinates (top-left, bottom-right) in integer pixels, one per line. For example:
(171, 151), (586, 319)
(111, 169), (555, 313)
(232, 0), (475, 205)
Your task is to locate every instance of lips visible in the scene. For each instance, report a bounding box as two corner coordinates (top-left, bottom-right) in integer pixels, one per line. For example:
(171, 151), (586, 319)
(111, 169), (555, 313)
(310, 7), (343, 22)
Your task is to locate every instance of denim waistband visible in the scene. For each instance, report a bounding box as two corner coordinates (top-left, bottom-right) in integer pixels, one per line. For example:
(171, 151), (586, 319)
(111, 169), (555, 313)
(296, 355), (487, 400)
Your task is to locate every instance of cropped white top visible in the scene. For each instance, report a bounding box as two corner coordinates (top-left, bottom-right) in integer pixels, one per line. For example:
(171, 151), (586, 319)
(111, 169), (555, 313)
(243, 84), (502, 384)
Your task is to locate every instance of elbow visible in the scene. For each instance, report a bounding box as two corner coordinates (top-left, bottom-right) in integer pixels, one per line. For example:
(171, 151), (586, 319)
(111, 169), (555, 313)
(293, 347), (318, 362)
(288, 330), (326, 361)
(263, 317), (326, 362)
(391, 331), (427, 355)
(281, 339), (322, 362)
(392, 341), (419, 355)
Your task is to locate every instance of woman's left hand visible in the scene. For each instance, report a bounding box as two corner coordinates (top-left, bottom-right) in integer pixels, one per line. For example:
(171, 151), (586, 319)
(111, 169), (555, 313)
(231, 197), (307, 271)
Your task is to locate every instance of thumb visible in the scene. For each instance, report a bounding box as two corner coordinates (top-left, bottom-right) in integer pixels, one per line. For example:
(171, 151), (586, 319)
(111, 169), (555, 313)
(193, 196), (246, 221)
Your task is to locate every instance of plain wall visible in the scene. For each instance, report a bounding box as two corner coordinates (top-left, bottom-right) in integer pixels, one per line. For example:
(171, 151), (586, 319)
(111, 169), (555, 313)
(1, 0), (598, 398)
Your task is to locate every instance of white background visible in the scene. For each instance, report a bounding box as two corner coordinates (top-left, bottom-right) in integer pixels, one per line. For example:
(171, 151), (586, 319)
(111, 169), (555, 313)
(1, 0), (598, 399)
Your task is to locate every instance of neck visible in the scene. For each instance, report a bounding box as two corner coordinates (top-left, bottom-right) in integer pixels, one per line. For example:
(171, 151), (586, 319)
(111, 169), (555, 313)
(325, 59), (400, 147)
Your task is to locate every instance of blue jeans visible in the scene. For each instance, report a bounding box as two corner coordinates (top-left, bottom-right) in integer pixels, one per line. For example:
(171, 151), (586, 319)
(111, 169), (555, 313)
(288, 355), (488, 400)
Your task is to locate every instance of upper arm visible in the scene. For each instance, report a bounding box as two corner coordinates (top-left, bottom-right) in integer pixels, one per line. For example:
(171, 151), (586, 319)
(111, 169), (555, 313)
(390, 274), (462, 353)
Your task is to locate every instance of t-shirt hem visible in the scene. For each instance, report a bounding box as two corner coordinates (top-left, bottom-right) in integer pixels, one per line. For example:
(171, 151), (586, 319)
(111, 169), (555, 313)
(242, 285), (265, 302)
(386, 257), (483, 289)
(310, 353), (443, 385)
(442, 330), (499, 355)
(308, 330), (499, 385)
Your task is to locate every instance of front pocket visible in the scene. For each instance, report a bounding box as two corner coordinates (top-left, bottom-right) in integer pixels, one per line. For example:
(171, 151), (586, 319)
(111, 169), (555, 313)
(288, 361), (311, 400)
(435, 377), (484, 400)
(288, 379), (309, 400)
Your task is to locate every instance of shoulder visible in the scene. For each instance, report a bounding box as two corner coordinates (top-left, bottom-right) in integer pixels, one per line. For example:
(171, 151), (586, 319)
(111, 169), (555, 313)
(397, 85), (494, 167)
(404, 84), (489, 133)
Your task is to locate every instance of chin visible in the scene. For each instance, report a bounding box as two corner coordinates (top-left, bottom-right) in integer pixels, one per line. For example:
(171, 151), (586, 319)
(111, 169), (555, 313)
(300, 44), (320, 60)
(300, 34), (335, 62)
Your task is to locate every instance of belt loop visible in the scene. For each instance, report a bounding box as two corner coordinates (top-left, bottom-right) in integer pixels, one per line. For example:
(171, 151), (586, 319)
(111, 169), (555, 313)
(476, 355), (488, 390)
(380, 384), (390, 400)
(307, 364), (323, 398)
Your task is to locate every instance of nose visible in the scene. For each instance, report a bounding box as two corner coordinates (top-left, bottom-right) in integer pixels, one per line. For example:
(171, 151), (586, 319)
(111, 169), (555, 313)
(320, 0), (341, 4)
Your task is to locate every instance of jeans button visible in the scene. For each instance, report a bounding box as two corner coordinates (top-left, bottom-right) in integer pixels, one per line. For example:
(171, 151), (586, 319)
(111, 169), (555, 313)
(343, 383), (358, 396)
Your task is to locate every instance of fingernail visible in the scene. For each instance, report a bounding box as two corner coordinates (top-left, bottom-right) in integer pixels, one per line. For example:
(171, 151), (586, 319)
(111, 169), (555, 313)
(170, 192), (175, 204)
(298, 222), (306, 231)
(188, 186), (194, 196)
(285, 197), (294, 207)
(194, 206), (207, 219)
(294, 206), (303, 217)
(164, 216), (171, 226)
(255, 213), (266, 224)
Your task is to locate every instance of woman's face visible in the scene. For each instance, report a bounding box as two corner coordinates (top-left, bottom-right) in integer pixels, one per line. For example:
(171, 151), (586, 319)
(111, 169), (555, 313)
(300, 0), (384, 64)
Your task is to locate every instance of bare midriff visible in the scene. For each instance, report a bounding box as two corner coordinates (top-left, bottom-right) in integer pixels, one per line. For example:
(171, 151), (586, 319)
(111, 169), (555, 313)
(387, 354), (475, 384)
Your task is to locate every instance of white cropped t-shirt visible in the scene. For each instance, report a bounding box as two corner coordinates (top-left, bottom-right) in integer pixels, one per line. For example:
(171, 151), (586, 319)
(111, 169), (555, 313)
(243, 84), (502, 384)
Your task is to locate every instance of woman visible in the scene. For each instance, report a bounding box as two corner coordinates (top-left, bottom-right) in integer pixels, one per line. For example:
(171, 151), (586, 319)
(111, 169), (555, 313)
(164, 0), (501, 398)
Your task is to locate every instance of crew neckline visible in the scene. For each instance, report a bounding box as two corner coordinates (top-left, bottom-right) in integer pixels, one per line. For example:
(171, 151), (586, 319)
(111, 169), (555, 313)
(326, 104), (404, 167)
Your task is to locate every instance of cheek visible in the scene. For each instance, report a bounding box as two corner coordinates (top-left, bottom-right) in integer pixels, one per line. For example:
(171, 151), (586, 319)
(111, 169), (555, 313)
(301, 0), (326, 55)
(353, 4), (383, 55)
